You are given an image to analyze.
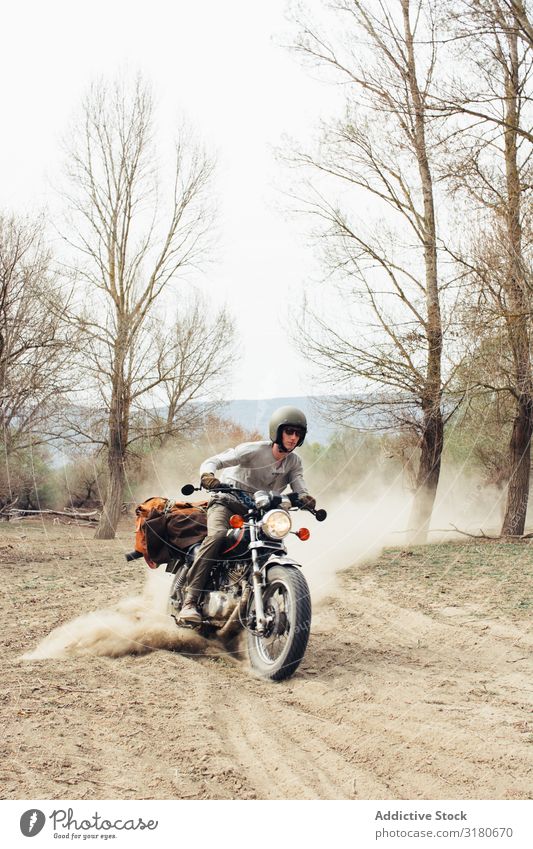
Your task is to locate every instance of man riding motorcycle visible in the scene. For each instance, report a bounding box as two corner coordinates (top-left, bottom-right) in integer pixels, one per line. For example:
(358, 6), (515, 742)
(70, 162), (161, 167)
(179, 406), (316, 623)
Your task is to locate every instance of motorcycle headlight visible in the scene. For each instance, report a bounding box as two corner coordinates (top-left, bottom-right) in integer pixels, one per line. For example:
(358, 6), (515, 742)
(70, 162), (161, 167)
(261, 509), (292, 540)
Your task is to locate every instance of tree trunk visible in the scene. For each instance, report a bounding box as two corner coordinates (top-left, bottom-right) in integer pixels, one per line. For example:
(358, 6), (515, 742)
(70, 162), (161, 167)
(403, 0), (443, 545)
(94, 437), (126, 540)
(500, 27), (532, 536)
(501, 398), (533, 535)
(408, 406), (444, 544)
(95, 340), (130, 540)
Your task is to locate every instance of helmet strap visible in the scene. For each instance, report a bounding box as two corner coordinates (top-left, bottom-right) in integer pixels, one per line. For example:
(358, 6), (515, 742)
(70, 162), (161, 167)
(274, 429), (290, 454)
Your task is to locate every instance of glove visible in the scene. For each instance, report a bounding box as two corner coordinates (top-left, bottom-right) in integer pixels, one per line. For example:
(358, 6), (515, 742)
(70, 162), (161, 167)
(201, 472), (221, 491)
(300, 494), (316, 510)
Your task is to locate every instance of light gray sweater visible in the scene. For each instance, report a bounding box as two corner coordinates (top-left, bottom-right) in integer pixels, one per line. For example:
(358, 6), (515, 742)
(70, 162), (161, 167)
(200, 440), (309, 496)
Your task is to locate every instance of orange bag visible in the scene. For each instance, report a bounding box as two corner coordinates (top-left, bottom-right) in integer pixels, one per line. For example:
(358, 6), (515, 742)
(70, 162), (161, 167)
(134, 497), (208, 568)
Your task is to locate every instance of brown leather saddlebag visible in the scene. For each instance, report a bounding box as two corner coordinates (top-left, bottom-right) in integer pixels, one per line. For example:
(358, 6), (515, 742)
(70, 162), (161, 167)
(134, 497), (208, 568)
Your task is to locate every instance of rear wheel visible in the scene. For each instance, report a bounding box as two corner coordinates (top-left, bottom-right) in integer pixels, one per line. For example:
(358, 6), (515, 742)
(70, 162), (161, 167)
(247, 565), (311, 681)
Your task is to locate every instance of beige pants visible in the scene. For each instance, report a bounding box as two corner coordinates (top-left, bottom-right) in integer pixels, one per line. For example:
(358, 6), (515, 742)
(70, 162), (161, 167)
(185, 496), (247, 596)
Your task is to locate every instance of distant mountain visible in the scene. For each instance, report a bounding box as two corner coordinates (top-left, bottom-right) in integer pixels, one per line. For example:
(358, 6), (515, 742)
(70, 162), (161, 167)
(218, 396), (336, 445)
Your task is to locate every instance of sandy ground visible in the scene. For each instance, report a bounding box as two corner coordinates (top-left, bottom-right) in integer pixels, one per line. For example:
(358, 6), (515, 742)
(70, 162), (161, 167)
(1, 518), (531, 800)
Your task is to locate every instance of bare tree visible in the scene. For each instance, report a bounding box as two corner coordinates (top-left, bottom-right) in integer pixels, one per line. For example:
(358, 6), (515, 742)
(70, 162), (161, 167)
(128, 294), (235, 451)
(425, 1), (533, 144)
(448, 317), (519, 495)
(62, 75), (225, 538)
(503, 0), (533, 48)
(291, 0), (452, 542)
(439, 1), (533, 535)
(0, 213), (73, 508)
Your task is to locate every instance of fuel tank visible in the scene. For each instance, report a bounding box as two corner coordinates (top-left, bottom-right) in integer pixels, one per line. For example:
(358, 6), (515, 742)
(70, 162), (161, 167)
(220, 526), (250, 559)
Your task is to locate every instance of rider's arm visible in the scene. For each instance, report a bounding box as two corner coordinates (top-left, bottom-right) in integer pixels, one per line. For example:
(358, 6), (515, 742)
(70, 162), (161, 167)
(200, 447), (240, 476)
(200, 441), (256, 476)
(287, 455), (310, 496)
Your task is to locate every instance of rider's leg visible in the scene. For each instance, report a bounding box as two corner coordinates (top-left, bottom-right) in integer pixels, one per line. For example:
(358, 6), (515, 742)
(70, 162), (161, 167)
(180, 503), (233, 622)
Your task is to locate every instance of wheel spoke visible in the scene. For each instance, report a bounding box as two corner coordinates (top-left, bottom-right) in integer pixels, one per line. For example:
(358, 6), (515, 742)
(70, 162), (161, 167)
(253, 579), (292, 663)
(247, 565), (311, 681)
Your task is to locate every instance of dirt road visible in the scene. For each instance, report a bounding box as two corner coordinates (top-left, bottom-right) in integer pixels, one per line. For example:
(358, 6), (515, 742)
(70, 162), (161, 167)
(1, 520), (531, 800)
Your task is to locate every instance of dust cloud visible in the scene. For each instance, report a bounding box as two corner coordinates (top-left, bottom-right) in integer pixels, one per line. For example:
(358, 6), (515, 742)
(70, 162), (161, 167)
(428, 469), (507, 539)
(132, 445), (198, 506)
(22, 463), (507, 662)
(22, 569), (208, 661)
(291, 469), (508, 601)
(289, 486), (411, 601)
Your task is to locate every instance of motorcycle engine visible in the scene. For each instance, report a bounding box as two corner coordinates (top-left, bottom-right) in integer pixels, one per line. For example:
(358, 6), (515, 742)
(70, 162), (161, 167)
(202, 591), (238, 620)
(202, 563), (248, 620)
(226, 563), (247, 585)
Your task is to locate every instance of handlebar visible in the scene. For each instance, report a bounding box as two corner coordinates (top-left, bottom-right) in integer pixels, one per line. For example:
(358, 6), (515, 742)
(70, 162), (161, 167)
(180, 483), (327, 521)
(181, 482), (255, 509)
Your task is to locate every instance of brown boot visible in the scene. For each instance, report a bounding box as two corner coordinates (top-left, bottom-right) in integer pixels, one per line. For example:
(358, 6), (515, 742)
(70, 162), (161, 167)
(179, 592), (202, 624)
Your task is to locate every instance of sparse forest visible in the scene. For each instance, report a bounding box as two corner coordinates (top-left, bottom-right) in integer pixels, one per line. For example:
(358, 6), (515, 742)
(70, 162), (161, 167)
(0, 1), (531, 542)
(290, 0), (532, 540)
(0, 76), (235, 534)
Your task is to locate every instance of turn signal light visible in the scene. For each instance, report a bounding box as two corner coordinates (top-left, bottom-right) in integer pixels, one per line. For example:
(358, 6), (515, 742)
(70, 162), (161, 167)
(229, 514), (244, 529)
(297, 527), (310, 541)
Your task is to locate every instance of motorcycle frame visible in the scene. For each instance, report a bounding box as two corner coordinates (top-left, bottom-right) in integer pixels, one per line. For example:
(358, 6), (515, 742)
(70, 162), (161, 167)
(245, 509), (303, 635)
(248, 511), (267, 632)
(165, 491), (310, 635)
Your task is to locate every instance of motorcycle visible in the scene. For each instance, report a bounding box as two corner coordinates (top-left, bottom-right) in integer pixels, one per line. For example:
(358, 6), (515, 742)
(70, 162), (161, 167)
(130, 483), (326, 681)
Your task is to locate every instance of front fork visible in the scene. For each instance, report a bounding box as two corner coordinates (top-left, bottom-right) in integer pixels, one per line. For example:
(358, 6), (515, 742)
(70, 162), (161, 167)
(249, 517), (267, 633)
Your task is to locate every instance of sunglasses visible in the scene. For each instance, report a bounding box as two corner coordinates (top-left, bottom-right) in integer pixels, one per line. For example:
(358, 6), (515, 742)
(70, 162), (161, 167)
(283, 426), (304, 437)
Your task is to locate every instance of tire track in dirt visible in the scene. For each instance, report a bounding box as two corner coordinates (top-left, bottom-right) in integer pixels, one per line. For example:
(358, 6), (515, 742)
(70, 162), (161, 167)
(286, 579), (533, 799)
(199, 668), (358, 799)
(169, 572), (533, 800)
(4, 524), (532, 800)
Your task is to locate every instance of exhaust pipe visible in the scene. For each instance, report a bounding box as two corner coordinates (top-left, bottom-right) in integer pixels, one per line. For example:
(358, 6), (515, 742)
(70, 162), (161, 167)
(218, 585), (250, 638)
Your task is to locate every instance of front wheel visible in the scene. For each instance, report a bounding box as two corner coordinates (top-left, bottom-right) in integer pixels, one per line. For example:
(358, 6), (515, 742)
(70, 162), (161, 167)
(247, 565), (311, 681)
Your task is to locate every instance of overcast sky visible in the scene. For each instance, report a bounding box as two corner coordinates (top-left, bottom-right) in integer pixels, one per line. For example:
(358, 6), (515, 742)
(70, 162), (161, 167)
(1, 0), (342, 400)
